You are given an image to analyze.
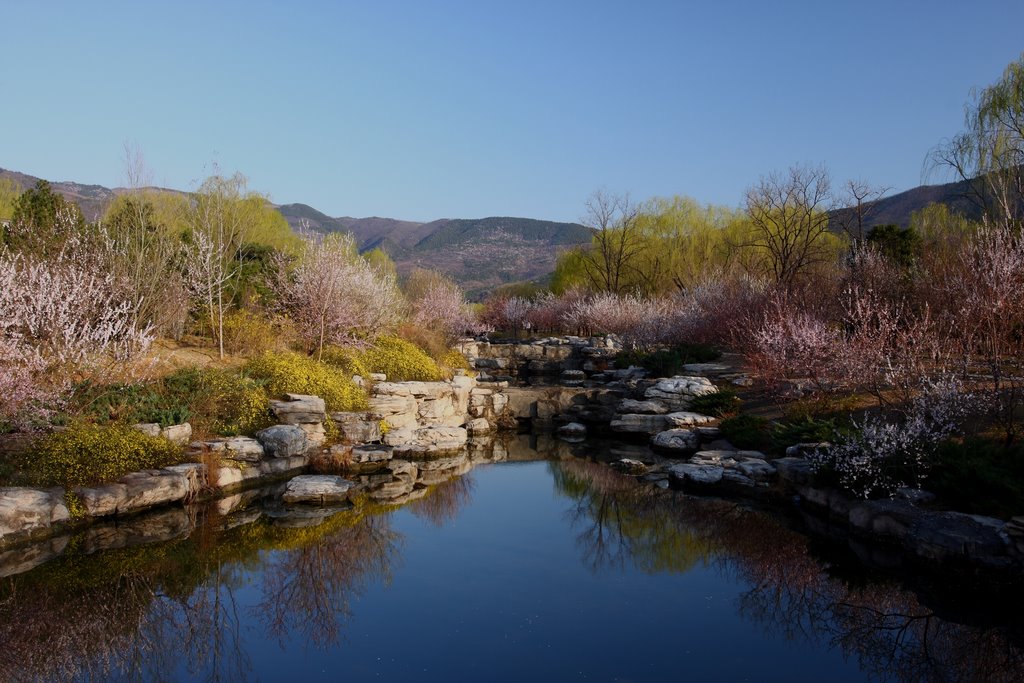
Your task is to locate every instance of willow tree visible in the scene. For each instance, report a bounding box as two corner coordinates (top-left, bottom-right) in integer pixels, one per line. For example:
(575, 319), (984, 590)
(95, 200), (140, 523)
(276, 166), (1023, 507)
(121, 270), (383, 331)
(930, 53), (1024, 230)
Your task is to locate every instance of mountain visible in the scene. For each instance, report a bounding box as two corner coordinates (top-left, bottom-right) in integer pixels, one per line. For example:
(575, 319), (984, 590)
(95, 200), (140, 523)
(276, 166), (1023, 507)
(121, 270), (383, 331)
(0, 167), (121, 221)
(276, 205), (592, 296)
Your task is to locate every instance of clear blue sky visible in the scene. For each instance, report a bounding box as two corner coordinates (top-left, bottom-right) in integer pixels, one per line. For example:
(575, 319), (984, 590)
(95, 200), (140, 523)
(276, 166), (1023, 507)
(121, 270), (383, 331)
(2, 0), (1022, 223)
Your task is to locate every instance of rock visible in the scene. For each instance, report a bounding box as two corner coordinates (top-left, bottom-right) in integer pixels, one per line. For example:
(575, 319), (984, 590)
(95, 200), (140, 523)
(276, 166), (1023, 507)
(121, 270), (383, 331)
(370, 373), (387, 382)
(691, 450), (740, 467)
(774, 457), (813, 485)
(785, 442), (829, 458)
(644, 376), (717, 409)
(75, 483), (129, 517)
(351, 445), (394, 465)
(557, 422), (587, 439)
(736, 458), (777, 482)
(222, 437), (265, 462)
(270, 394), (327, 424)
(722, 470), (755, 487)
(668, 463), (724, 485)
(332, 412), (383, 444)
(682, 363), (730, 374)
(664, 412), (715, 428)
(651, 429), (700, 454)
(466, 418), (493, 435)
(610, 414), (668, 434)
(612, 458), (647, 475)
(159, 423), (193, 445)
(561, 370), (586, 382)
(896, 487), (936, 505)
(696, 426), (722, 440)
(298, 422), (327, 448)
(392, 426), (468, 459)
(387, 459), (418, 479)
(118, 470), (189, 512)
(282, 475), (354, 505)
(616, 399), (668, 414)
(163, 463), (207, 498)
(0, 488), (70, 541)
(256, 425), (309, 458)
(133, 423), (161, 438)
(215, 464), (262, 489)
(0, 536), (68, 578)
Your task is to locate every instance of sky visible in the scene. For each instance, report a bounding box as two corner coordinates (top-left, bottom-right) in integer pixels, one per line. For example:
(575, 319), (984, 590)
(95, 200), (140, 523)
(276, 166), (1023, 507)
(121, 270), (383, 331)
(2, 0), (1023, 223)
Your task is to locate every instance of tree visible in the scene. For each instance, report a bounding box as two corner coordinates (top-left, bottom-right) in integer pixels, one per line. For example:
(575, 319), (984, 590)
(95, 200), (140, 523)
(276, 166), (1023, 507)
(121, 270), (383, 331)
(274, 234), (402, 359)
(577, 190), (645, 294)
(6, 179), (86, 254)
(741, 164), (841, 290)
(929, 53), (1024, 230)
(0, 177), (20, 223)
(835, 179), (890, 246)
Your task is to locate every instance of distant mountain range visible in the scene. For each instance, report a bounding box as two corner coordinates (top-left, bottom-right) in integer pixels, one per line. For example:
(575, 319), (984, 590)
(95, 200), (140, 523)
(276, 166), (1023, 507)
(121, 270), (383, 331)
(0, 165), (995, 294)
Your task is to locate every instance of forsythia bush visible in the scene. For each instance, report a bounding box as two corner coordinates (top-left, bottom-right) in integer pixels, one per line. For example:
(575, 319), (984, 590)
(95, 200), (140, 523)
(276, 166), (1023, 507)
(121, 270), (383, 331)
(162, 367), (271, 436)
(441, 348), (472, 374)
(358, 335), (443, 382)
(320, 345), (371, 380)
(221, 310), (279, 356)
(245, 351), (369, 411)
(26, 422), (183, 488)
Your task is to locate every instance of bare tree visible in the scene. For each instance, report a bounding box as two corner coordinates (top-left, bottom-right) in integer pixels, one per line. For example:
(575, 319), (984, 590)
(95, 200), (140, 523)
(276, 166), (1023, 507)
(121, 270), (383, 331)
(835, 179), (890, 246)
(577, 190), (644, 293)
(742, 164), (837, 290)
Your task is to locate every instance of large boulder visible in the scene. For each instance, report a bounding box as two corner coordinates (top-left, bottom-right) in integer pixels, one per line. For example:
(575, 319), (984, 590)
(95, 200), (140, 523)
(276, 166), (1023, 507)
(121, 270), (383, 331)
(616, 399), (668, 415)
(117, 469), (189, 512)
(256, 425), (309, 458)
(644, 376), (717, 410)
(332, 412), (383, 444)
(651, 428), (701, 454)
(391, 426), (468, 459)
(664, 412), (715, 428)
(282, 475), (354, 505)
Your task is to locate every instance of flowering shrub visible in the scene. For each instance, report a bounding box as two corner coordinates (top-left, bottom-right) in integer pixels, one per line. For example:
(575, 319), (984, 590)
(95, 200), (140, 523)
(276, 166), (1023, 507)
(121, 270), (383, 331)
(0, 340), (57, 431)
(24, 422), (183, 488)
(809, 377), (978, 498)
(358, 335), (443, 382)
(244, 351), (369, 412)
(410, 280), (482, 343)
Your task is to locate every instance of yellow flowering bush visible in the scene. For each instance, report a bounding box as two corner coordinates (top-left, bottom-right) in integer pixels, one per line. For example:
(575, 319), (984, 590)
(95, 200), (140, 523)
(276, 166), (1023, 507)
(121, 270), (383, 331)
(244, 351), (369, 412)
(358, 335), (443, 382)
(26, 422), (184, 488)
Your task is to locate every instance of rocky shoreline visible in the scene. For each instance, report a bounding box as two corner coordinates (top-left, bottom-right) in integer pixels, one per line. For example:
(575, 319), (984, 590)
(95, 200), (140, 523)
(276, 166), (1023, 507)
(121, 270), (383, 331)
(2, 336), (1023, 578)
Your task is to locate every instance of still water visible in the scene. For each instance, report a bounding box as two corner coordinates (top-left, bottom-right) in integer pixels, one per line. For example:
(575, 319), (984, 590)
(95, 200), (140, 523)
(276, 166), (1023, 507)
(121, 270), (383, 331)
(1, 437), (1021, 682)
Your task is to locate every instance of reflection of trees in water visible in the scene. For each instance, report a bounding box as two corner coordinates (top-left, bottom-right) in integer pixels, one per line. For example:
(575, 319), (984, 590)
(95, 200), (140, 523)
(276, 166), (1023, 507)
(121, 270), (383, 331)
(254, 512), (399, 648)
(550, 459), (1024, 683)
(0, 505), (400, 682)
(551, 459), (712, 574)
(406, 473), (475, 527)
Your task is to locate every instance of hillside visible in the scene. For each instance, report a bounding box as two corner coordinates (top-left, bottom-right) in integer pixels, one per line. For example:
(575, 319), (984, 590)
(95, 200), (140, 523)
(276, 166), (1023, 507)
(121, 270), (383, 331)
(4, 164), (1001, 296)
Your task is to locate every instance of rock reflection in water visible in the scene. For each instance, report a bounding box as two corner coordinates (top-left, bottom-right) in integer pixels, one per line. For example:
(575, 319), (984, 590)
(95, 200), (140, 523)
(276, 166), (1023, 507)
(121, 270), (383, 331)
(0, 501), (400, 682)
(550, 458), (1024, 683)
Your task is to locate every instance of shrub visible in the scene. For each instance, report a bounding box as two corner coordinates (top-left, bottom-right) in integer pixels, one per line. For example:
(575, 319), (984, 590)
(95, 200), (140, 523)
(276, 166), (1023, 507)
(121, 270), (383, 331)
(24, 422), (183, 488)
(245, 351), (369, 412)
(221, 310), (279, 356)
(441, 348), (472, 375)
(929, 438), (1024, 518)
(358, 335), (443, 382)
(689, 389), (741, 417)
(320, 345), (370, 380)
(614, 343), (721, 376)
(770, 417), (842, 454)
(719, 414), (770, 450)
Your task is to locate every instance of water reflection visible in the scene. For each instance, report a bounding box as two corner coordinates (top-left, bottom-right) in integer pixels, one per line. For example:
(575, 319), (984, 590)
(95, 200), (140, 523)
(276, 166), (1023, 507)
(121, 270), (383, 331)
(550, 458), (1024, 683)
(0, 442), (1022, 682)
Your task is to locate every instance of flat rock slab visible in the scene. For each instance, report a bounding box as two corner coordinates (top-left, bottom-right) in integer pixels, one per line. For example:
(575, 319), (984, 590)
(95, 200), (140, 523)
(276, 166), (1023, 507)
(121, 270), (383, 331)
(665, 412), (715, 428)
(616, 399), (668, 415)
(282, 475), (355, 505)
(0, 487), (69, 540)
(271, 394), (327, 425)
(610, 414), (668, 434)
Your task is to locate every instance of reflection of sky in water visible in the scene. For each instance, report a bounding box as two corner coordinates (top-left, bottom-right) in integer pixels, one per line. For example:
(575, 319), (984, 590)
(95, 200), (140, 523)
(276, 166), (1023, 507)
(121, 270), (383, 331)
(166, 463), (918, 682)
(2, 457), (1021, 682)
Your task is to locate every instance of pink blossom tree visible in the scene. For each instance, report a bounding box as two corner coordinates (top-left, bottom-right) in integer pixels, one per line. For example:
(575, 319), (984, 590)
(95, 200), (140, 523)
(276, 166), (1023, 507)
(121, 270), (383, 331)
(273, 235), (403, 359)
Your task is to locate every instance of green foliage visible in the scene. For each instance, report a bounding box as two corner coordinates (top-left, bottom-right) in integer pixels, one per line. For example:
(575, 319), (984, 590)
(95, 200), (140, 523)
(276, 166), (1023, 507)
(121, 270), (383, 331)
(614, 343), (721, 376)
(770, 417), (842, 454)
(358, 335), (443, 382)
(0, 177), (21, 223)
(867, 224), (921, 267)
(719, 414), (770, 450)
(689, 389), (741, 417)
(929, 438), (1024, 519)
(245, 351), (369, 412)
(24, 422), (183, 488)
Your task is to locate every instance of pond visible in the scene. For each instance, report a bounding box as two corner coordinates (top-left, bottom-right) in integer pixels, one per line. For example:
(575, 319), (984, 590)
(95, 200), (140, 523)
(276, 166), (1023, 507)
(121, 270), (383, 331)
(0, 436), (1021, 682)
